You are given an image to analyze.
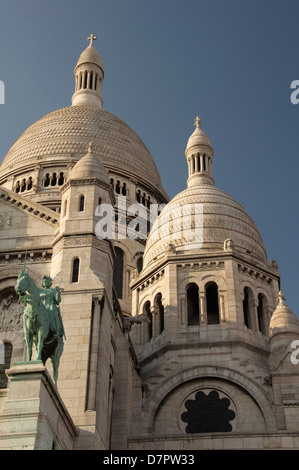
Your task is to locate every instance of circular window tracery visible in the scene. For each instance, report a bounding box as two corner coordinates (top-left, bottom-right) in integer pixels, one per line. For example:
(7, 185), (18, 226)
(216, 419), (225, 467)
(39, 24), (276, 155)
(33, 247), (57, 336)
(181, 390), (235, 433)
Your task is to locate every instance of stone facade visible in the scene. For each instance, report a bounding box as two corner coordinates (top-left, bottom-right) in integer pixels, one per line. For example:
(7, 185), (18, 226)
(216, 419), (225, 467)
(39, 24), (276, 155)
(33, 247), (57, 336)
(0, 37), (299, 450)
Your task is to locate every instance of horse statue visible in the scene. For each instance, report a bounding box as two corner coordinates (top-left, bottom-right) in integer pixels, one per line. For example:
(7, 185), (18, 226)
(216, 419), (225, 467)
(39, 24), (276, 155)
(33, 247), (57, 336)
(15, 269), (65, 387)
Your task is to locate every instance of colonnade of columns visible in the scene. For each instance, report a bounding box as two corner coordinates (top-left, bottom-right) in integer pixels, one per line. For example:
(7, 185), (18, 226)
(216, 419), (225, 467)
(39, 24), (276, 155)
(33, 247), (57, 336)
(76, 70), (101, 92)
(187, 152), (212, 177)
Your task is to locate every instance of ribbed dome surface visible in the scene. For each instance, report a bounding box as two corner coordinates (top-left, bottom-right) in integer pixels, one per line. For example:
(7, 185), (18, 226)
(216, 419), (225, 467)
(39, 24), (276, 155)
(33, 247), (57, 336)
(76, 44), (104, 70)
(143, 184), (267, 267)
(0, 105), (166, 196)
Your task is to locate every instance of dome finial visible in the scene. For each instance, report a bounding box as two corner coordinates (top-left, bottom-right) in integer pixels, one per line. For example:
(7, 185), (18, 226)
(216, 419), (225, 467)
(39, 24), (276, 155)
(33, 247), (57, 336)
(87, 33), (97, 46)
(87, 141), (94, 154)
(277, 291), (286, 306)
(72, 35), (104, 107)
(194, 116), (202, 129)
(185, 116), (214, 187)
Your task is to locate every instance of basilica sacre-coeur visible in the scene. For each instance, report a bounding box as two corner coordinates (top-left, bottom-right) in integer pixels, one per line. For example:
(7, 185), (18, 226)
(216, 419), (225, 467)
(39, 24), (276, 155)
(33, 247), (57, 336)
(0, 35), (299, 450)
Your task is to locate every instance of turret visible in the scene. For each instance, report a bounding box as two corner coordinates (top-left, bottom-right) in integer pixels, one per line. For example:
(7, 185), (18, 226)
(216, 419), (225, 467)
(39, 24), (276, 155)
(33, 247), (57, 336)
(185, 117), (214, 187)
(72, 34), (104, 107)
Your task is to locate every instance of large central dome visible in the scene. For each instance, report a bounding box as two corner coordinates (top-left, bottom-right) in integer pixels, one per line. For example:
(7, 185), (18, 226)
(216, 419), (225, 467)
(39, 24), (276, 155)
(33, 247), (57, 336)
(0, 36), (168, 204)
(0, 105), (165, 194)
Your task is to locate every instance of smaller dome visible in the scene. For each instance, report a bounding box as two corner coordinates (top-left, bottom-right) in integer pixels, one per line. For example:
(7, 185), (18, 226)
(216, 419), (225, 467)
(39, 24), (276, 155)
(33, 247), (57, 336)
(69, 142), (109, 184)
(76, 43), (104, 72)
(269, 292), (299, 338)
(185, 117), (213, 154)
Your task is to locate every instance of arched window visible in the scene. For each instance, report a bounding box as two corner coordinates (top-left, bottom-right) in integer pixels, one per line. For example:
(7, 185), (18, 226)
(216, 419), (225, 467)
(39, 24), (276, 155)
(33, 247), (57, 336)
(243, 287), (254, 329)
(21, 179), (26, 192)
(0, 342), (13, 389)
(115, 181), (120, 194)
(72, 258), (80, 283)
(44, 174), (50, 187)
(113, 247), (124, 299)
(137, 257), (143, 274)
(51, 173), (57, 186)
(79, 195), (85, 212)
(143, 301), (152, 341)
(257, 293), (267, 335)
(122, 182), (127, 196)
(27, 177), (33, 190)
(206, 282), (220, 325)
(155, 293), (164, 335)
(187, 283), (199, 326)
(243, 287), (250, 328)
(58, 172), (64, 186)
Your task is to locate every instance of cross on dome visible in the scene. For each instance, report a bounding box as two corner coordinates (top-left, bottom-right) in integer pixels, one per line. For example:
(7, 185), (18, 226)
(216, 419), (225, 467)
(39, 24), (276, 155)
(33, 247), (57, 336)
(194, 116), (202, 129)
(87, 33), (97, 46)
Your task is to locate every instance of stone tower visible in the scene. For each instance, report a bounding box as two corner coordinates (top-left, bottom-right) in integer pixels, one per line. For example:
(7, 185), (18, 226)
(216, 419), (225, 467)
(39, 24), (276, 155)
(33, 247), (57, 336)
(129, 118), (288, 448)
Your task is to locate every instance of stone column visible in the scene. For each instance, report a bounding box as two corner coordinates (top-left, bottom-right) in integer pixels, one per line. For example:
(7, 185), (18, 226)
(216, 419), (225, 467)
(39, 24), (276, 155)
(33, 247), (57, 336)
(219, 290), (226, 322)
(87, 71), (91, 89)
(199, 292), (207, 324)
(200, 154), (204, 173)
(150, 305), (157, 338)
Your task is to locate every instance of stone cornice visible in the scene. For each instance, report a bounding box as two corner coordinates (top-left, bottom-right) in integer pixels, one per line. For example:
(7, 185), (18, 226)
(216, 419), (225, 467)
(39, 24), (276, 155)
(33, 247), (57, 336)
(131, 250), (280, 291)
(0, 185), (59, 227)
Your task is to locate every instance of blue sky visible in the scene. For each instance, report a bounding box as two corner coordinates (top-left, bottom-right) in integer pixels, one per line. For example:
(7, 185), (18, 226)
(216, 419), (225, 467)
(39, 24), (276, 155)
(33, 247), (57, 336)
(0, 0), (298, 313)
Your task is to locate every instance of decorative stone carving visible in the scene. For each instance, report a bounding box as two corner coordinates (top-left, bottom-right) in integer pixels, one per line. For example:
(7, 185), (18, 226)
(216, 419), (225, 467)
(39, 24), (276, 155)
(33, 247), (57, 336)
(0, 213), (11, 227)
(0, 289), (23, 330)
(224, 238), (234, 251)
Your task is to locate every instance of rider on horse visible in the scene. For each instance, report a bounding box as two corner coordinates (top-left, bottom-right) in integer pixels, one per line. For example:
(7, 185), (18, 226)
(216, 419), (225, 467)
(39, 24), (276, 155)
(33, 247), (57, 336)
(40, 275), (65, 340)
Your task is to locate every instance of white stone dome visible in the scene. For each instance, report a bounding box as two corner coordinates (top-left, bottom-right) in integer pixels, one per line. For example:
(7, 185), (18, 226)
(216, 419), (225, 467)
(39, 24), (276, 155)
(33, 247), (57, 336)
(69, 142), (109, 184)
(76, 43), (104, 70)
(143, 184), (267, 268)
(0, 105), (167, 199)
(269, 292), (299, 338)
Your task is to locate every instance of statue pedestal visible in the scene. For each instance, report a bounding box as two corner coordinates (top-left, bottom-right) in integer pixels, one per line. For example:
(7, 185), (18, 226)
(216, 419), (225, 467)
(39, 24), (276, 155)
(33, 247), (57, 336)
(0, 361), (76, 450)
